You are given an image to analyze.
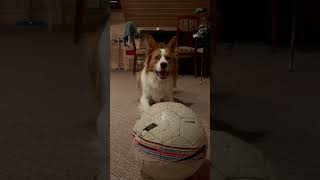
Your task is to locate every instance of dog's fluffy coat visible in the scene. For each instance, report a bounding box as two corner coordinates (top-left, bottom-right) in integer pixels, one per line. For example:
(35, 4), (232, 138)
(137, 36), (177, 113)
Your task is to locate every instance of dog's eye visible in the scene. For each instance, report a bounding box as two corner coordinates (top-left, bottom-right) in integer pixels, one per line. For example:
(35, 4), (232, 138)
(165, 56), (171, 60)
(155, 55), (161, 59)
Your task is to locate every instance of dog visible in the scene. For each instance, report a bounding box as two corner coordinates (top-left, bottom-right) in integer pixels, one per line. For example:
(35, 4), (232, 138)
(137, 36), (178, 113)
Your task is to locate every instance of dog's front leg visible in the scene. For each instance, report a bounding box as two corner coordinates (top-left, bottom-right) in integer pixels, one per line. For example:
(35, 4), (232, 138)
(168, 94), (174, 102)
(139, 95), (150, 113)
(163, 94), (174, 102)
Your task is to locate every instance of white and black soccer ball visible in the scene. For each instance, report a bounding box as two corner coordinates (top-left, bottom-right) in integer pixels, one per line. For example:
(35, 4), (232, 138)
(132, 102), (208, 180)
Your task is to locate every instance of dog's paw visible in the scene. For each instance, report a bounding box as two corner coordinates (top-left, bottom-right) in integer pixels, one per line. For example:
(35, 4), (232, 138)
(138, 103), (150, 114)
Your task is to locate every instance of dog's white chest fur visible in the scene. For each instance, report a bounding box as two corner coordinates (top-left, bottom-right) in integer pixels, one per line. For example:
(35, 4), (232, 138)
(139, 67), (174, 112)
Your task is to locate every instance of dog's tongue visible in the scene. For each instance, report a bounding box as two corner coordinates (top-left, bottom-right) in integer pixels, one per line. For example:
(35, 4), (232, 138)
(158, 71), (167, 79)
(159, 71), (166, 76)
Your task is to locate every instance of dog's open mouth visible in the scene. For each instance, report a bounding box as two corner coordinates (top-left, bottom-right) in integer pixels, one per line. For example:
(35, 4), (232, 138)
(156, 70), (168, 79)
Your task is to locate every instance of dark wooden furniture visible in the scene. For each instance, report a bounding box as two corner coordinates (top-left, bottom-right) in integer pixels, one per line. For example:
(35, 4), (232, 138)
(176, 15), (199, 77)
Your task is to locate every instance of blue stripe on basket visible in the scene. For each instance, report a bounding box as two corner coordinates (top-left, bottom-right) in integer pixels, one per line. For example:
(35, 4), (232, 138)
(134, 141), (205, 163)
(160, 147), (178, 152)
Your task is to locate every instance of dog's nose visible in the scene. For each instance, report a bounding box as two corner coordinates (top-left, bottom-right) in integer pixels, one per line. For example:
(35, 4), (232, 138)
(160, 62), (167, 69)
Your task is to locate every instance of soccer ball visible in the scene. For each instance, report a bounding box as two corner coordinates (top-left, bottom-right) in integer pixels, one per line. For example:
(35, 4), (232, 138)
(132, 102), (208, 180)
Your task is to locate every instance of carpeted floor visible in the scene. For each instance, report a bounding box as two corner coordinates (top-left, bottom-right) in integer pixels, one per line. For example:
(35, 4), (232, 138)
(0, 28), (104, 179)
(110, 71), (210, 180)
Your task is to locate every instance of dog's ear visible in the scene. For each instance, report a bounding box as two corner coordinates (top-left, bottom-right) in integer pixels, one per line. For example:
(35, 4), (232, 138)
(167, 36), (177, 51)
(147, 35), (158, 54)
(145, 36), (158, 72)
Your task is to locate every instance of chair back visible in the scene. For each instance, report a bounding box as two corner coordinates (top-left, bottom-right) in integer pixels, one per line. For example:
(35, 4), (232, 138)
(177, 16), (199, 47)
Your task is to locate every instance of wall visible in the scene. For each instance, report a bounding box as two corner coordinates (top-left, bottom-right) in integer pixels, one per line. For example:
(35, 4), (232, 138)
(121, 0), (210, 27)
(110, 9), (125, 69)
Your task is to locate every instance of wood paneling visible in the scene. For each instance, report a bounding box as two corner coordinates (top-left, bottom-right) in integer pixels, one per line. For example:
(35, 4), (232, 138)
(126, 8), (195, 14)
(122, 0), (209, 27)
(127, 12), (190, 18)
(127, 0), (207, 3)
(127, 3), (209, 9)
(129, 17), (177, 27)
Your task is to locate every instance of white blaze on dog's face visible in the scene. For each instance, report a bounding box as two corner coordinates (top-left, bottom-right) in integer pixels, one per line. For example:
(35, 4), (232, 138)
(155, 49), (168, 78)
(146, 36), (177, 80)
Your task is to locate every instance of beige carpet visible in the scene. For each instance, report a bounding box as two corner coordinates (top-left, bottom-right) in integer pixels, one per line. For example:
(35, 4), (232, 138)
(110, 71), (210, 180)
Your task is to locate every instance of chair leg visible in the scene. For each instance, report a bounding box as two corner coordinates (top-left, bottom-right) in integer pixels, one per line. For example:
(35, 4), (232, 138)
(177, 56), (185, 77)
(176, 57), (180, 77)
(132, 39), (137, 75)
(133, 54), (137, 75)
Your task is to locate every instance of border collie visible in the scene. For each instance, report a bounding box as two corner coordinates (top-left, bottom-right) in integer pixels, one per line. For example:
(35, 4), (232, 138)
(137, 36), (177, 113)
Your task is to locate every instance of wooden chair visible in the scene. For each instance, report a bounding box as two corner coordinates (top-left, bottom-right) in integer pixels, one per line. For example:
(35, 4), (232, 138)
(125, 47), (146, 72)
(176, 16), (199, 77)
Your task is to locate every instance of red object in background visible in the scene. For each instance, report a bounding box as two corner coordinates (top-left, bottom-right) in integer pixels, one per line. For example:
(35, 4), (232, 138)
(126, 50), (135, 56)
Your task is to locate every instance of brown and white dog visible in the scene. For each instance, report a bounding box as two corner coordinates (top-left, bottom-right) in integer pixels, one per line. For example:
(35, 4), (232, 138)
(137, 36), (177, 113)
